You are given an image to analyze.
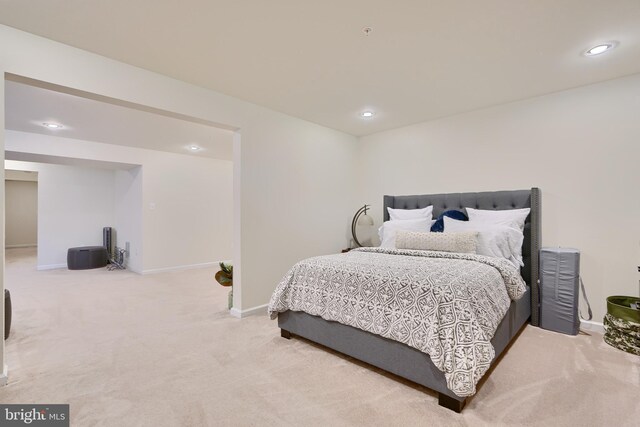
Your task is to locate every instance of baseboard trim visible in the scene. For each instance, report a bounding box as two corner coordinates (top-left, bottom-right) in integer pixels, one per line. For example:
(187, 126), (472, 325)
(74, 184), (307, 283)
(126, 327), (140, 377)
(142, 261), (219, 275)
(127, 265), (143, 275)
(230, 303), (268, 319)
(0, 364), (8, 386)
(37, 263), (67, 271)
(580, 319), (604, 334)
(5, 244), (37, 249)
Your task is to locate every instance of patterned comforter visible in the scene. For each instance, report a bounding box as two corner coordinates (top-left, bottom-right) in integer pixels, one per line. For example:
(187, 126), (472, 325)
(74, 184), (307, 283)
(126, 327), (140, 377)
(268, 247), (527, 397)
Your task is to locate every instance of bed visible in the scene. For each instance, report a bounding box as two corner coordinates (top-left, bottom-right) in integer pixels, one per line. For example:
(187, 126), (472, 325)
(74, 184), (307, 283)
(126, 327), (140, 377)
(271, 188), (541, 412)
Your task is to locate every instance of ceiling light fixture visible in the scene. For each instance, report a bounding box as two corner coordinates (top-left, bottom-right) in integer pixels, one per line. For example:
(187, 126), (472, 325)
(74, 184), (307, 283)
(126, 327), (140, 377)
(584, 42), (617, 57)
(189, 145), (201, 151)
(42, 122), (63, 129)
(361, 111), (374, 118)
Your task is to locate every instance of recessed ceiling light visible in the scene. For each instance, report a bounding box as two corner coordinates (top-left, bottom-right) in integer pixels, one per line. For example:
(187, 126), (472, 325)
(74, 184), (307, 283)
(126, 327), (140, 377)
(189, 145), (201, 151)
(584, 42), (617, 57)
(42, 122), (63, 129)
(361, 111), (374, 118)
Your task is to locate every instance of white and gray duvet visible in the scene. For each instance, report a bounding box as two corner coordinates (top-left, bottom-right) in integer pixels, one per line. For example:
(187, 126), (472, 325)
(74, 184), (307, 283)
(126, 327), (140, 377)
(268, 247), (527, 397)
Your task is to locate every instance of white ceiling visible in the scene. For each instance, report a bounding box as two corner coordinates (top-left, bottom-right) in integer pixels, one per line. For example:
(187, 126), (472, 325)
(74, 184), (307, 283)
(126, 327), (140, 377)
(4, 81), (234, 160)
(1, 1), (640, 136)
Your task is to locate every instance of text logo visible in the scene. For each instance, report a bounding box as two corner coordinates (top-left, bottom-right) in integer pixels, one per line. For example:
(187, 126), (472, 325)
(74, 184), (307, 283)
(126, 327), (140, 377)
(0, 405), (69, 426)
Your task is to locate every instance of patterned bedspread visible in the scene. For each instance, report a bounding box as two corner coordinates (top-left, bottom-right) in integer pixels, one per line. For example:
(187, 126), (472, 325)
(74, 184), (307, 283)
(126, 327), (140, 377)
(268, 247), (527, 397)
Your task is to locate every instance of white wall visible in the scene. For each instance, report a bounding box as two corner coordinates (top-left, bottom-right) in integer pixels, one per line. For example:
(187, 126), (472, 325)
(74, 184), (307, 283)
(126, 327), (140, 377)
(5, 180), (38, 247)
(114, 167), (143, 273)
(5, 131), (233, 274)
(357, 73), (640, 322)
(1, 76), (5, 381)
(235, 118), (358, 309)
(6, 160), (115, 269)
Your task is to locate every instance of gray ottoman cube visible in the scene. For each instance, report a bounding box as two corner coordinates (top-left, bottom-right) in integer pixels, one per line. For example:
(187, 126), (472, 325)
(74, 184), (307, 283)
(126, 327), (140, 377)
(67, 246), (108, 270)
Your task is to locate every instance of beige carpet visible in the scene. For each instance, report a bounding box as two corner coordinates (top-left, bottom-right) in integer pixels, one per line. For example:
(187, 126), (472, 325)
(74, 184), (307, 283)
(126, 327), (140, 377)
(0, 247), (638, 427)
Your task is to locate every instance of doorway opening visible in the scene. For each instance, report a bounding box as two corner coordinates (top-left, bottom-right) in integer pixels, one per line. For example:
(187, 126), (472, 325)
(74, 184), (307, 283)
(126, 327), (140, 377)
(4, 169), (38, 271)
(2, 73), (239, 380)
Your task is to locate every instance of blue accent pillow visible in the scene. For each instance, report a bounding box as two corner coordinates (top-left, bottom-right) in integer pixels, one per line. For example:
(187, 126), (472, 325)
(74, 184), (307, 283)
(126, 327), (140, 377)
(431, 209), (468, 232)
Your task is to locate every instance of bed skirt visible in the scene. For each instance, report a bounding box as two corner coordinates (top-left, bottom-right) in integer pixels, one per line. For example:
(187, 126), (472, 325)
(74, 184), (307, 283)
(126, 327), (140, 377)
(278, 287), (531, 409)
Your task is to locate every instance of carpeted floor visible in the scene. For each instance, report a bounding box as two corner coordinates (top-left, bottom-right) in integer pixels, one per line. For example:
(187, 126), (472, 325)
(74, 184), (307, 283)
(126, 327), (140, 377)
(1, 247), (638, 426)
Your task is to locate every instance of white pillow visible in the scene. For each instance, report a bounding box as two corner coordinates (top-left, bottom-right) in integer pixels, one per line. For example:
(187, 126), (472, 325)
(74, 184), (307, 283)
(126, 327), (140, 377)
(396, 230), (478, 254)
(378, 218), (433, 248)
(443, 217), (524, 267)
(466, 207), (530, 232)
(387, 205), (433, 221)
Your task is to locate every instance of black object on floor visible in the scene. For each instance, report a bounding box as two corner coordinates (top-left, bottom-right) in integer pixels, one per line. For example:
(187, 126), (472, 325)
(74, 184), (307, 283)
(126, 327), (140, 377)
(67, 246), (108, 270)
(103, 227), (113, 260)
(4, 289), (11, 340)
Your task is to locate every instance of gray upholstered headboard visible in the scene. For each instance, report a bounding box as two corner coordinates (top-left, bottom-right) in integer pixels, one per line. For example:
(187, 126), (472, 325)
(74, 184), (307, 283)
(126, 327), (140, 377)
(383, 188), (541, 326)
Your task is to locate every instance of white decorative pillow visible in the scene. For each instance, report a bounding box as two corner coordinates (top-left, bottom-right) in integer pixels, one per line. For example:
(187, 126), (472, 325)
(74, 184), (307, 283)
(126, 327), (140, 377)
(387, 205), (433, 221)
(466, 207), (530, 232)
(396, 230), (478, 254)
(443, 217), (524, 267)
(378, 218), (433, 248)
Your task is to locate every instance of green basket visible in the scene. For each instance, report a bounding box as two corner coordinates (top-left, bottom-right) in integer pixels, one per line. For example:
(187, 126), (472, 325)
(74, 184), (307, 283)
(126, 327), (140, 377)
(604, 296), (640, 356)
(606, 296), (640, 324)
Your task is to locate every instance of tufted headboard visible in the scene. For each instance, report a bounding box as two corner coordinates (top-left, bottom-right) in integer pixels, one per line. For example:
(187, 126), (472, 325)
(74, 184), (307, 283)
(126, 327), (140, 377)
(383, 188), (541, 326)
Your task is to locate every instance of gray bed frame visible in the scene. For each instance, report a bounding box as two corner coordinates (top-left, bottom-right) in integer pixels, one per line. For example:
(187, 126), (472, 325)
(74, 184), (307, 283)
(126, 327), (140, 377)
(278, 188), (541, 412)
